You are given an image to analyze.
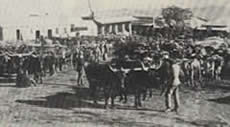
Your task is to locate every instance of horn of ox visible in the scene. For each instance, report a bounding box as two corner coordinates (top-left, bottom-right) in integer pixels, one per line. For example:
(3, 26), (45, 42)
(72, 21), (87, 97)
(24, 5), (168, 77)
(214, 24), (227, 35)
(140, 61), (163, 71)
(109, 65), (131, 74)
(140, 62), (149, 71)
(154, 60), (163, 70)
(108, 65), (119, 72)
(121, 67), (131, 73)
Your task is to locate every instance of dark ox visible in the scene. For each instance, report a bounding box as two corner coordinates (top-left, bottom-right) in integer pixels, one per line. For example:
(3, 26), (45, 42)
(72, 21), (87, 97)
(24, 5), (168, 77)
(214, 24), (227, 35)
(124, 68), (159, 108)
(84, 63), (125, 109)
(43, 53), (56, 76)
(119, 61), (164, 108)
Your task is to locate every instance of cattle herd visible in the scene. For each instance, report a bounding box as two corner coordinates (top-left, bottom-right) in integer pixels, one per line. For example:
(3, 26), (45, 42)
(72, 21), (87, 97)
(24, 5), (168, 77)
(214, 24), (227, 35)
(0, 35), (230, 109)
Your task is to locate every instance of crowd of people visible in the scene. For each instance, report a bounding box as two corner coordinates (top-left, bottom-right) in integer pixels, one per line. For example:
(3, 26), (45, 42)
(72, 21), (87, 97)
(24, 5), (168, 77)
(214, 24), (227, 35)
(1, 34), (230, 112)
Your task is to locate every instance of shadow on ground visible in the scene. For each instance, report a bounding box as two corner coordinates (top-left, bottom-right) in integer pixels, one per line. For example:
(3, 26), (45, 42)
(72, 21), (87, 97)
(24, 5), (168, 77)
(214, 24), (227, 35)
(204, 82), (230, 91)
(15, 88), (106, 110)
(208, 95), (230, 105)
(15, 87), (164, 113)
(175, 117), (228, 127)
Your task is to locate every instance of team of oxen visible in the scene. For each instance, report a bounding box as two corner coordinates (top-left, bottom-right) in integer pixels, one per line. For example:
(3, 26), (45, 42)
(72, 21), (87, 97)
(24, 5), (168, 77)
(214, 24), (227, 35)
(84, 45), (228, 109)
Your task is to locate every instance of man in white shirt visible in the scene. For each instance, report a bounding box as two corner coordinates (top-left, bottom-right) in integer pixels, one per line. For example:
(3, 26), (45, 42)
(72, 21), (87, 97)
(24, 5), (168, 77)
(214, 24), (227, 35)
(165, 55), (181, 113)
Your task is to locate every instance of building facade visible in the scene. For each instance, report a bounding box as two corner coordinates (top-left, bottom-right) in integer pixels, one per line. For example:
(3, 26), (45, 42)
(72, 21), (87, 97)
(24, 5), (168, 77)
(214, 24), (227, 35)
(0, 15), (72, 41)
(81, 16), (136, 36)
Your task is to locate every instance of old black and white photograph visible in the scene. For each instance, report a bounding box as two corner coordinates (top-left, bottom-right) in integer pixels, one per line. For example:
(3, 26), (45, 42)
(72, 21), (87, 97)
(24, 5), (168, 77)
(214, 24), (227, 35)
(0, 0), (230, 126)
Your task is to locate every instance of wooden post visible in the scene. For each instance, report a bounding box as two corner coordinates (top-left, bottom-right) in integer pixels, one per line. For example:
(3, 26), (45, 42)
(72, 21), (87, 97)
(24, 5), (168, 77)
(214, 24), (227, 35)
(115, 24), (118, 34)
(101, 25), (105, 35)
(129, 23), (132, 35)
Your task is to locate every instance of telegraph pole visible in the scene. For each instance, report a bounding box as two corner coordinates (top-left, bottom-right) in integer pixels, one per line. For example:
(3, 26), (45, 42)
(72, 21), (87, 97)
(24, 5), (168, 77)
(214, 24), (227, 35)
(88, 0), (94, 19)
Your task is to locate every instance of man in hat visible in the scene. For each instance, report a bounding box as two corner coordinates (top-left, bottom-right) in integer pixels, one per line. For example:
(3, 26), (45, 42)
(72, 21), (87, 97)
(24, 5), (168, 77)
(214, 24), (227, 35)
(158, 51), (170, 96)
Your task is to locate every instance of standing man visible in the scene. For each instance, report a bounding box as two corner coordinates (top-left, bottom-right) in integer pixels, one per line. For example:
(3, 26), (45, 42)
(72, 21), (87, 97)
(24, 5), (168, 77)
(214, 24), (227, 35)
(100, 40), (105, 60)
(72, 48), (79, 70)
(103, 40), (109, 61)
(165, 51), (182, 113)
(77, 50), (85, 87)
(94, 44), (101, 63)
(47, 51), (55, 76)
(61, 48), (66, 70)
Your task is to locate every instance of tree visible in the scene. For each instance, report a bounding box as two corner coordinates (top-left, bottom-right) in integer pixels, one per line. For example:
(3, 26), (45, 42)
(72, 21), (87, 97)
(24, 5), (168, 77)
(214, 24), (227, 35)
(155, 6), (193, 39)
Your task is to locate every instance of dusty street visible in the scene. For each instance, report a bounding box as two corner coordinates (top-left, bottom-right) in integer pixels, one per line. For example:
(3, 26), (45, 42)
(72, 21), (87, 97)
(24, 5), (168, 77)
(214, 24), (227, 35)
(0, 69), (230, 127)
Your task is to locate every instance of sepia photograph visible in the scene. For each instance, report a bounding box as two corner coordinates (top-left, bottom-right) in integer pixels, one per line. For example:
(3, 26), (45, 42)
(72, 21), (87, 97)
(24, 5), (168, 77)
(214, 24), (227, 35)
(0, 0), (230, 126)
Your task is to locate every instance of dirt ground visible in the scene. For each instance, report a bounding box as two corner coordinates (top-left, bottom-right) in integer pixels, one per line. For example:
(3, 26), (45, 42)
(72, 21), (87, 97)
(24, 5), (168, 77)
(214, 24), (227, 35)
(0, 69), (230, 127)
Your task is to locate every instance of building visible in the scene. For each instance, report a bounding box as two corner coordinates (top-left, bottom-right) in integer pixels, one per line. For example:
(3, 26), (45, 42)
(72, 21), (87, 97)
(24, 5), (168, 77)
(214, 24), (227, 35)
(0, 14), (72, 41)
(131, 16), (154, 36)
(81, 15), (137, 36)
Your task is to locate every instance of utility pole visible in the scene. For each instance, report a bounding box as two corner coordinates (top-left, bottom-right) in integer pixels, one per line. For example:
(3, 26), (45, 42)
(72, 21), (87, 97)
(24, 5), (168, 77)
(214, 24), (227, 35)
(88, 0), (94, 19)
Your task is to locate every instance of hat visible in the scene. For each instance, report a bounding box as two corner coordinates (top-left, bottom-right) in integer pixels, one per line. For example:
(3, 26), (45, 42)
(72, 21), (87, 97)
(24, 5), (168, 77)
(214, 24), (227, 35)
(161, 51), (169, 55)
(191, 53), (196, 57)
(163, 55), (169, 59)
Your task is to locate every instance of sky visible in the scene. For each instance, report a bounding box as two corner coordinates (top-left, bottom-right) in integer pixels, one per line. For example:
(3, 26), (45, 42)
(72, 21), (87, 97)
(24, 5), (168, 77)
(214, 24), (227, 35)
(0, 0), (230, 24)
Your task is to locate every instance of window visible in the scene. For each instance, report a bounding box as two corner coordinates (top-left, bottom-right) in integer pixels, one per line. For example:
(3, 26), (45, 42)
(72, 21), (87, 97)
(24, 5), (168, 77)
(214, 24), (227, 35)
(64, 28), (67, 33)
(56, 28), (59, 34)
(70, 24), (75, 32)
(97, 25), (101, 34)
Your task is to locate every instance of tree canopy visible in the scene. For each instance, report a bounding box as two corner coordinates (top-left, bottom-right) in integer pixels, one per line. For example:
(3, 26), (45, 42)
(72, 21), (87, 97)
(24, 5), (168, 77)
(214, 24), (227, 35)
(155, 6), (193, 39)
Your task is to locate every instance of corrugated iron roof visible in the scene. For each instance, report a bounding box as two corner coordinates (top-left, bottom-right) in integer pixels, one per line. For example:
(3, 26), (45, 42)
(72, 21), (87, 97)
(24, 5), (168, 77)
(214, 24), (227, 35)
(203, 18), (230, 27)
(185, 17), (208, 28)
(95, 16), (138, 24)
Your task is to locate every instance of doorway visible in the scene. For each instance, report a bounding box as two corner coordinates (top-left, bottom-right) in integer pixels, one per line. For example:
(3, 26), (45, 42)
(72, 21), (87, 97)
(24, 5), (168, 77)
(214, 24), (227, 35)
(16, 29), (21, 40)
(48, 29), (52, 38)
(35, 30), (40, 39)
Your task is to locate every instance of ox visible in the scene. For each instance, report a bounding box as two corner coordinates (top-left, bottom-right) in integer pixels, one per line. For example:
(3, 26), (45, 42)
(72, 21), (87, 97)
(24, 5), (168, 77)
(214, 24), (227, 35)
(84, 62), (125, 109)
(117, 60), (162, 108)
